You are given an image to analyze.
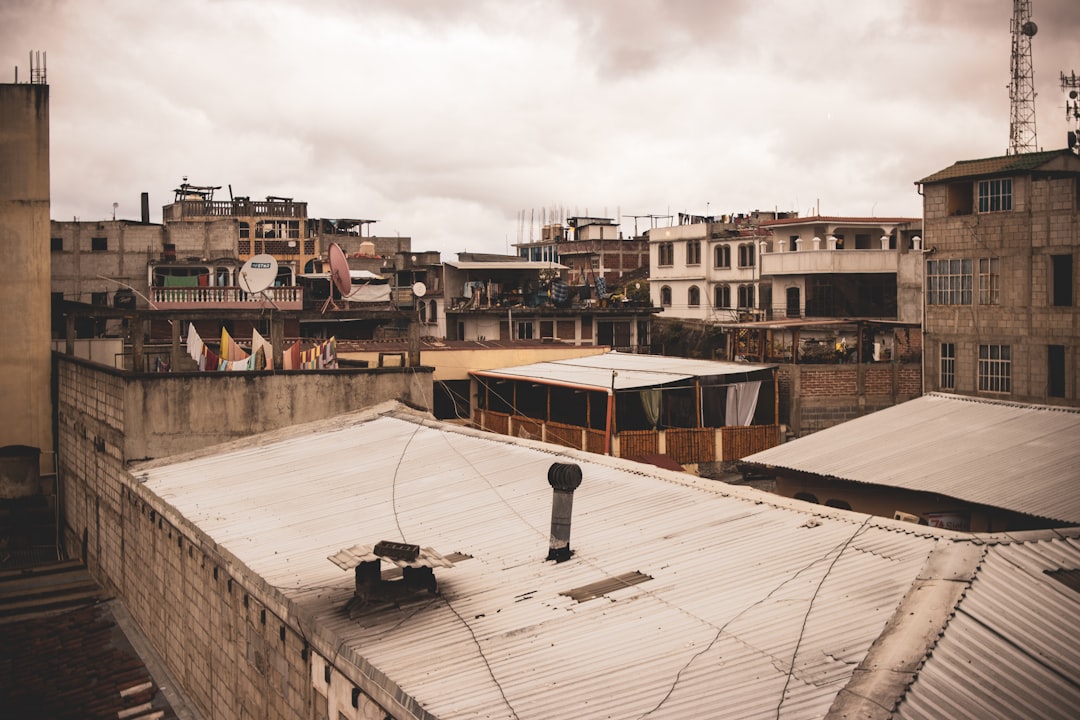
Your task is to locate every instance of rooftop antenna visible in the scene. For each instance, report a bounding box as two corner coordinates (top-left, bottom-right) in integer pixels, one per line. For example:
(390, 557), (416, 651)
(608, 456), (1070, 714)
(29, 50), (46, 84)
(322, 242), (351, 313)
(1062, 70), (1080, 154)
(1008, 0), (1039, 154)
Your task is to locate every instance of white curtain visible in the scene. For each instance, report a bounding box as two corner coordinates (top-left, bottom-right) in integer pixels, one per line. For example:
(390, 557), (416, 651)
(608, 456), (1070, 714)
(725, 381), (761, 427)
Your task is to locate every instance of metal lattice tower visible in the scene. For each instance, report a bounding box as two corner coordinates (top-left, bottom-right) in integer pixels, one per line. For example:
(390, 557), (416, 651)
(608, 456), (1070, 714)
(1008, 0), (1039, 154)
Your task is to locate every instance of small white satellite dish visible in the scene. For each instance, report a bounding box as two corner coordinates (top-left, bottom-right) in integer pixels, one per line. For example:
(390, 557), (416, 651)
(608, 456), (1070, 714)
(238, 254), (278, 293)
(412, 281), (427, 297)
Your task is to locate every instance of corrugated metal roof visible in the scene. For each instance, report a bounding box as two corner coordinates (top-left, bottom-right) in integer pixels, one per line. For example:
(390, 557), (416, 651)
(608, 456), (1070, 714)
(134, 405), (1080, 719)
(916, 149), (1077, 184)
(743, 393), (1080, 524)
(473, 352), (774, 391)
(443, 260), (569, 271)
(894, 536), (1080, 720)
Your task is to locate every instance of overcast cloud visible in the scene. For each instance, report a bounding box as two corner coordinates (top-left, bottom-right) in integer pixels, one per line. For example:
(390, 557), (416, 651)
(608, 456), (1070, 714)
(3, 0), (1078, 256)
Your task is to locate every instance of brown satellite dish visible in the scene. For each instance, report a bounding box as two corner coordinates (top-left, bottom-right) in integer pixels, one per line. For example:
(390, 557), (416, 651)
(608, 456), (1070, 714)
(322, 242), (352, 312)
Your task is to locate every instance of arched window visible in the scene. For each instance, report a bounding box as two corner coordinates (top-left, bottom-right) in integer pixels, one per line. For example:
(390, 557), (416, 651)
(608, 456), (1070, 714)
(660, 286), (672, 307)
(738, 284), (755, 309)
(429, 299), (438, 322)
(738, 243), (755, 268)
(794, 492), (819, 504)
(688, 286), (700, 307)
(715, 284), (731, 309)
(825, 499), (853, 510)
(686, 240), (701, 265)
(714, 244), (731, 268)
(418, 301), (428, 323)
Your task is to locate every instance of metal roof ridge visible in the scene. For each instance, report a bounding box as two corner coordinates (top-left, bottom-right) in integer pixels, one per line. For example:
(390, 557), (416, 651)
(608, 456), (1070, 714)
(924, 391), (1080, 414)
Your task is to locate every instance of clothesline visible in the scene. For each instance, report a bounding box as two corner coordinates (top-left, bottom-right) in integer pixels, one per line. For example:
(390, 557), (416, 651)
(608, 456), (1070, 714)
(185, 326), (338, 372)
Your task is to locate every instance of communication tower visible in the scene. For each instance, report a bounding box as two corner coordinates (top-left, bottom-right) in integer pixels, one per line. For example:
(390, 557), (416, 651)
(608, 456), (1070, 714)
(1008, 0), (1039, 154)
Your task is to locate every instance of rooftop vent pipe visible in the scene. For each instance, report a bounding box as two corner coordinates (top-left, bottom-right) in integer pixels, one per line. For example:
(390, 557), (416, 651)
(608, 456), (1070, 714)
(547, 462), (582, 562)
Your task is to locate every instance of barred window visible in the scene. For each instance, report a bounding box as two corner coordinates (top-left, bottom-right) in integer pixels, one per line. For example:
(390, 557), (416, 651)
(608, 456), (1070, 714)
(940, 343), (955, 390)
(927, 258), (973, 305)
(978, 257), (1000, 305)
(978, 178), (1012, 213)
(978, 344), (1011, 393)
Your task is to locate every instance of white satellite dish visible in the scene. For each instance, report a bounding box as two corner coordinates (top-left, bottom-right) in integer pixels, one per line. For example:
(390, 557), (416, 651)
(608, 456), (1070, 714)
(412, 281), (427, 298)
(238, 254), (278, 293)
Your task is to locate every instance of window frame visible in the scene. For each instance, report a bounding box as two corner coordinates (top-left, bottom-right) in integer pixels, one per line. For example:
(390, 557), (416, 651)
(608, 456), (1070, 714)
(738, 243), (755, 268)
(91, 236), (108, 252)
(657, 242), (674, 267)
(686, 240), (701, 266)
(714, 244), (731, 269)
(687, 285), (700, 307)
(977, 178), (1012, 213)
(737, 283), (755, 309)
(940, 343), (956, 390)
(660, 285), (672, 308)
(1051, 254), (1073, 307)
(978, 344), (1011, 393)
(714, 284), (731, 309)
(978, 257), (1000, 305)
(927, 258), (973, 305)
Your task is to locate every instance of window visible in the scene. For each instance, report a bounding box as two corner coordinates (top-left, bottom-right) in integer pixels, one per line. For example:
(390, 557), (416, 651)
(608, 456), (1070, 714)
(516, 321), (534, 340)
(714, 244), (731, 268)
(686, 240), (701, 265)
(657, 242), (674, 266)
(738, 243), (755, 268)
(940, 343), (955, 390)
(688, 286), (700, 307)
(1051, 254), (1073, 306)
(429, 299), (438, 322)
(660, 286), (672, 307)
(239, 222), (250, 239)
(1048, 345), (1066, 398)
(51, 237), (63, 251)
(794, 492), (819, 504)
(926, 258), (972, 305)
(418, 301), (428, 323)
(737, 284), (755, 309)
(715, 284), (731, 309)
(978, 257), (1000, 305)
(978, 178), (1012, 213)
(91, 236), (108, 252)
(91, 291), (108, 306)
(947, 181), (974, 215)
(978, 344), (1011, 393)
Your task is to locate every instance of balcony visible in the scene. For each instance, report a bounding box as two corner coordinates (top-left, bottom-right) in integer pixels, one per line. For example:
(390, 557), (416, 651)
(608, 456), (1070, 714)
(760, 247), (900, 276)
(149, 285), (303, 310)
(163, 199), (308, 222)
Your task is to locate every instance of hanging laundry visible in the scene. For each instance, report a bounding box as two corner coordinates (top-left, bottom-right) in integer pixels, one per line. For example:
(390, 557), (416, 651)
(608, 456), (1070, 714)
(202, 346), (221, 372)
(251, 329), (274, 370)
(551, 279), (568, 303)
(283, 341), (301, 370)
(219, 327), (250, 362)
(595, 276), (607, 299)
(186, 325), (204, 362)
(321, 336), (338, 369)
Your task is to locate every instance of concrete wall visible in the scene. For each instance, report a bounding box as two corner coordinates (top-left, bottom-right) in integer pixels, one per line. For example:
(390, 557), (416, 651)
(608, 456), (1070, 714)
(922, 171), (1080, 405)
(57, 353), (432, 461)
(0, 83), (53, 476)
(55, 355), (430, 719)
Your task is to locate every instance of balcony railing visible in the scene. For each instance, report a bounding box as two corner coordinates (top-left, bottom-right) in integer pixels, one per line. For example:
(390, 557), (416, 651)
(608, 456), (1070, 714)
(472, 409), (779, 463)
(149, 285), (303, 310)
(163, 199), (308, 221)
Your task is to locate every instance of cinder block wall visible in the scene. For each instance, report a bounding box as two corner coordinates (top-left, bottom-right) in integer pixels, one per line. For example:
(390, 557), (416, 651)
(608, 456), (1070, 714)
(778, 362), (923, 436)
(55, 354), (430, 719)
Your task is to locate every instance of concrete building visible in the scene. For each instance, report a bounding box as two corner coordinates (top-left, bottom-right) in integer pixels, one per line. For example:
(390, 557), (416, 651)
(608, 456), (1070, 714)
(756, 215), (924, 323)
(515, 216), (650, 288)
(917, 149), (1080, 406)
(648, 213), (775, 322)
(0, 79), (53, 481)
(57, 397), (1080, 719)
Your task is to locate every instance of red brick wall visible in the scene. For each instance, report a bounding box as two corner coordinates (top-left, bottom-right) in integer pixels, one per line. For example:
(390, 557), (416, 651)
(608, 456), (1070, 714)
(801, 367), (858, 396)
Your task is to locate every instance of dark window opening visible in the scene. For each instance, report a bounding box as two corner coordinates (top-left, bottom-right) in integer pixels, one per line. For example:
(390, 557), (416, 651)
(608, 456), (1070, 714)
(1052, 254), (1073, 306)
(51, 236), (63, 251)
(825, 499), (853, 510)
(91, 236), (108, 252)
(794, 492), (819, 504)
(946, 182), (973, 215)
(1049, 345), (1066, 398)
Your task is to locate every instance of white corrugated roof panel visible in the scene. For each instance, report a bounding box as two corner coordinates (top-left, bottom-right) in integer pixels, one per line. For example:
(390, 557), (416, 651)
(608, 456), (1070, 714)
(474, 353), (774, 391)
(443, 260), (568, 271)
(894, 536), (1080, 720)
(743, 393), (1080, 524)
(134, 405), (1080, 719)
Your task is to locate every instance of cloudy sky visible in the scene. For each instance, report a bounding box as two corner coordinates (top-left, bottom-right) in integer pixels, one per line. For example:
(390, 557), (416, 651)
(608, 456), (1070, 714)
(4, 0), (1078, 257)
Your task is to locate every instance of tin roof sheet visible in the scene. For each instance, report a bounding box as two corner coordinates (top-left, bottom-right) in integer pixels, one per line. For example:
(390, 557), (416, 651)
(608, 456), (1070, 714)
(743, 394), (1080, 524)
(916, 149), (1079, 184)
(134, 404), (1080, 719)
(472, 352), (774, 391)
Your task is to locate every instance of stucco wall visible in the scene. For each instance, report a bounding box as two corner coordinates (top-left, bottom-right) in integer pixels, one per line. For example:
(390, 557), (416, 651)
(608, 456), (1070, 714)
(0, 83), (53, 475)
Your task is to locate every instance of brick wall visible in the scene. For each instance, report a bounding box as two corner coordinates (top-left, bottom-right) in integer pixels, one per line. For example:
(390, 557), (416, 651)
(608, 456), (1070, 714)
(779, 362), (923, 436)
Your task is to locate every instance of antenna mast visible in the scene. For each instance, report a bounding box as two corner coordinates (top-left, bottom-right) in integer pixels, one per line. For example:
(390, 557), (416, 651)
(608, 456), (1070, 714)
(1062, 70), (1080, 154)
(1008, 0), (1039, 155)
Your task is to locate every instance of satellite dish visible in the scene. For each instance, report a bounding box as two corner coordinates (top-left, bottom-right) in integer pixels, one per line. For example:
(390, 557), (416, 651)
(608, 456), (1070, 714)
(238, 254), (278, 293)
(321, 242), (352, 313)
(412, 281), (427, 297)
(1021, 21), (1037, 37)
(328, 242), (352, 296)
